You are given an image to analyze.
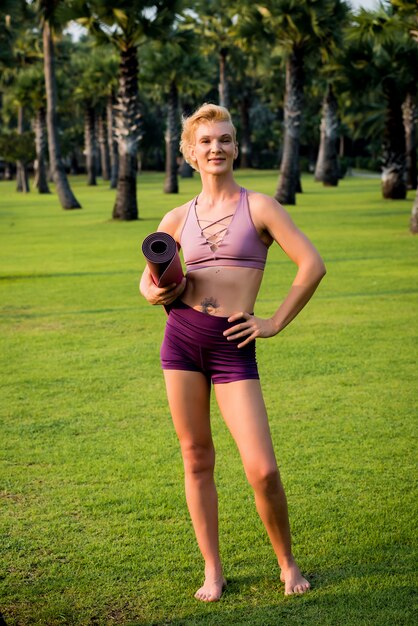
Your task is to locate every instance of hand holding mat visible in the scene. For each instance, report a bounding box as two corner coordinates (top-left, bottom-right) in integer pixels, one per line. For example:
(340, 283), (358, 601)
(142, 232), (183, 288)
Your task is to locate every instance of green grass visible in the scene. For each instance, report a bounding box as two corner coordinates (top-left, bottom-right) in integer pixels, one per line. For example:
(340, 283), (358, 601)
(0, 172), (417, 626)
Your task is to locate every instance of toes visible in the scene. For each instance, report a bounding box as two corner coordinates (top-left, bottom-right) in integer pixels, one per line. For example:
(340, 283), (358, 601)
(207, 592), (221, 602)
(195, 578), (226, 602)
(195, 588), (209, 602)
(285, 581), (310, 595)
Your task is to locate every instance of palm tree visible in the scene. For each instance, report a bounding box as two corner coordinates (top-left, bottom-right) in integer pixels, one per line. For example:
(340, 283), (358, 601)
(84, 103), (97, 186)
(96, 108), (109, 180)
(193, 0), (241, 109)
(72, 44), (108, 186)
(0, 5), (45, 192)
(391, 0), (418, 231)
(0, 129), (35, 182)
(411, 188), (418, 233)
(233, 35), (286, 170)
(70, 0), (181, 220)
(402, 91), (417, 190)
(78, 45), (119, 187)
(343, 5), (418, 199)
(0, 1), (28, 69)
(313, 3), (349, 188)
(314, 83), (340, 186)
(140, 28), (210, 193)
(177, 102), (196, 178)
(12, 65), (51, 193)
(16, 105), (30, 192)
(164, 80), (180, 193)
(36, 0), (81, 208)
(33, 108), (50, 192)
(0, 4), (23, 180)
(222, 41), (264, 169)
(247, 0), (349, 205)
(8, 64), (33, 193)
(77, 45), (119, 186)
(392, 0), (417, 191)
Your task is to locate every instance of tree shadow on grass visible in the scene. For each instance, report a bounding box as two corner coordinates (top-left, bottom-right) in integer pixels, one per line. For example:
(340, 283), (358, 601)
(3, 564), (413, 626)
(132, 564), (415, 626)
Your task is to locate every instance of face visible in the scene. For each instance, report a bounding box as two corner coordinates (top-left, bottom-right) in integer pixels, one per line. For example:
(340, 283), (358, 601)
(190, 121), (238, 173)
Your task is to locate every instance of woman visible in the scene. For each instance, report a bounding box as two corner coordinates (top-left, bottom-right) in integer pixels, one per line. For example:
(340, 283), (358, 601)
(140, 104), (326, 602)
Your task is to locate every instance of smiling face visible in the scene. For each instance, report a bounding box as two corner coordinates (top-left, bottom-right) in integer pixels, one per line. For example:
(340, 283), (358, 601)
(190, 121), (238, 174)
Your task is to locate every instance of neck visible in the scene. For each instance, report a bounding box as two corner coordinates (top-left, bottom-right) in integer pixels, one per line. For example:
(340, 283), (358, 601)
(199, 171), (240, 205)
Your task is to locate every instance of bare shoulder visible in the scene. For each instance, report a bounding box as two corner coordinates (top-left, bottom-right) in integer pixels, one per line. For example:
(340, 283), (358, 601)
(247, 190), (287, 218)
(158, 199), (192, 242)
(246, 190), (323, 266)
(246, 190), (295, 238)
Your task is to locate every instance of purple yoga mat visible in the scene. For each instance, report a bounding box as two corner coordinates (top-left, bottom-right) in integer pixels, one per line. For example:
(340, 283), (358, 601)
(142, 232), (183, 287)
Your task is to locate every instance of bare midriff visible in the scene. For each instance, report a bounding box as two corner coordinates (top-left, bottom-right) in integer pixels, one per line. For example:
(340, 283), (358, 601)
(181, 266), (264, 317)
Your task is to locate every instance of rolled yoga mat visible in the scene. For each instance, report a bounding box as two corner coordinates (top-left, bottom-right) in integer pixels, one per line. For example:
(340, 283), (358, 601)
(142, 232), (183, 287)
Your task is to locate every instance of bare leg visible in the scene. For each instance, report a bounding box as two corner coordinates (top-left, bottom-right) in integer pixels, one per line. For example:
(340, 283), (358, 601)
(163, 370), (226, 601)
(215, 379), (310, 595)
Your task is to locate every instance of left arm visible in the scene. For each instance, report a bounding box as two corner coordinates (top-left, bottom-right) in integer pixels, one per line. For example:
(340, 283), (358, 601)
(224, 194), (326, 348)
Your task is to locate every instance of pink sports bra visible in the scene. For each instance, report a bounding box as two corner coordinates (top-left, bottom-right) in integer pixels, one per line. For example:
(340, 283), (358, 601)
(180, 187), (268, 272)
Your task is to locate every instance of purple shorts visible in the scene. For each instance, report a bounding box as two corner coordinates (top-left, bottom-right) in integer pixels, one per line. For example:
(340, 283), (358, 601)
(160, 300), (259, 384)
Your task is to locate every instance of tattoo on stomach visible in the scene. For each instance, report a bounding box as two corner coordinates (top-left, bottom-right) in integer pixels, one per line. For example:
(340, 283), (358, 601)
(200, 297), (219, 314)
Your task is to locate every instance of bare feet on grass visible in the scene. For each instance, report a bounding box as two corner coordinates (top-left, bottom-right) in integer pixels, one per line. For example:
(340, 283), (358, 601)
(194, 576), (227, 602)
(280, 561), (310, 595)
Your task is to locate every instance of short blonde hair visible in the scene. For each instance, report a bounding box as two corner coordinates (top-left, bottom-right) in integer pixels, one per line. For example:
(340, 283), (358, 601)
(180, 103), (237, 171)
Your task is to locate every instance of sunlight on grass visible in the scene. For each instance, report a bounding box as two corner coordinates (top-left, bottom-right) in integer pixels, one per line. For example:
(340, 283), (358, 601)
(0, 173), (416, 625)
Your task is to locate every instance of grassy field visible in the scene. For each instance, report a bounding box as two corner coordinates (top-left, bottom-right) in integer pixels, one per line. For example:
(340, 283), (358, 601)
(0, 171), (417, 626)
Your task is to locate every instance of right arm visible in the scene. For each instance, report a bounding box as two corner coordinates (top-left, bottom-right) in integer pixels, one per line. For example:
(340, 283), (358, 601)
(139, 207), (187, 306)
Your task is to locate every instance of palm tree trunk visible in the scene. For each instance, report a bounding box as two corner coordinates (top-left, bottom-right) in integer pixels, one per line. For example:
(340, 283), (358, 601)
(164, 80), (179, 194)
(275, 47), (304, 205)
(381, 83), (407, 200)
(410, 187), (418, 233)
(34, 106), (50, 193)
(98, 113), (110, 180)
(16, 163), (30, 192)
(4, 163), (13, 180)
(219, 48), (229, 109)
(16, 106), (30, 193)
(84, 105), (97, 186)
(113, 46), (141, 220)
(315, 83), (339, 186)
(43, 21), (81, 209)
(179, 103), (193, 178)
(16, 106), (23, 191)
(402, 91), (417, 190)
(70, 152), (80, 175)
(179, 159), (194, 178)
(296, 171), (303, 193)
(107, 95), (118, 189)
(239, 94), (252, 168)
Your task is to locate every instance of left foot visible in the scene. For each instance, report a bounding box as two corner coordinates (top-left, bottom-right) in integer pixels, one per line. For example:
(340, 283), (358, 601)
(280, 563), (310, 595)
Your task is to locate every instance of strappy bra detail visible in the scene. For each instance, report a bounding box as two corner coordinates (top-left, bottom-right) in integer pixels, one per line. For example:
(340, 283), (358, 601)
(196, 210), (234, 252)
(180, 187), (268, 272)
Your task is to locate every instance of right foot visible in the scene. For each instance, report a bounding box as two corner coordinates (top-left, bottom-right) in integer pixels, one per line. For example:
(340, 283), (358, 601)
(194, 576), (227, 602)
(280, 562), (310, 595)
